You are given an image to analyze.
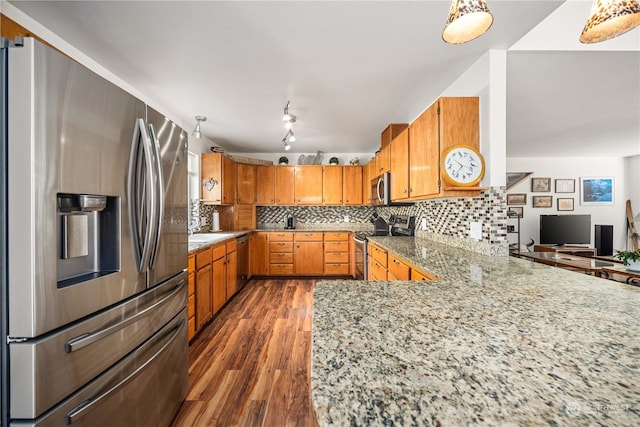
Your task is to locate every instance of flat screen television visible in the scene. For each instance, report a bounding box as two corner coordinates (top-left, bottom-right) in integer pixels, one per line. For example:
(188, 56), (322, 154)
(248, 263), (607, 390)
(539, 214), (591, 245)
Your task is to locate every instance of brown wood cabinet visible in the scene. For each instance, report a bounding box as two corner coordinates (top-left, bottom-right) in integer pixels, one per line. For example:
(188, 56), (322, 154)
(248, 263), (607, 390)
(225, 240), (237, 300)
(381, 123), (409, 149)
(200, 153), (236, 204)
(236, 163), (256, 204)
(295, 166), (323, 205)
(275, 166), (295, 205)
(324, 232), (350, 275)
(390, 128), (410, 201)
(409, 102), (440, 199)
(195, 248), (213, 330)
(343, 166), (363, 205)
(388, 253), (410, 281)
(250, 232), (269, 276)
(187, 255), (196, 340)
(367, 242), (388, 281)
(211, 244), (226, 314)
(363, 160), (376, 205)
(256, 165), (275, 205)
(234, 204), (256, 230)
(322, 166), (343, 205)
(375, 144), (390, 176)
(294, 232), (324, 275)
(269, 232), (294, 275)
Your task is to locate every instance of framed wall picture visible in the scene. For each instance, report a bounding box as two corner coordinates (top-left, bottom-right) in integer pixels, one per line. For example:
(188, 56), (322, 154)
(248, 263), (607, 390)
(531, 177), (551, 192)
(580, 177), (614, 205)
(507, 193), (526, 205)
(557, 198), (574, 211)
(532, 195), (553, 208)
(507, 207), (523, 218)
(555, 179), (575, 193)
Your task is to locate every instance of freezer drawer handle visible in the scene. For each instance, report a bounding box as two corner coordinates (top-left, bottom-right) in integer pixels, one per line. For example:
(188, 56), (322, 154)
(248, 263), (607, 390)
(65, 318), (185, 425)
(65, 279), (185, 353)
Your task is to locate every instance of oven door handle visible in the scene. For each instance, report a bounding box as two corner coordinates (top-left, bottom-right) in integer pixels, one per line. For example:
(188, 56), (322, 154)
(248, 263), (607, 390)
(376, 177), (384, 204)
(353, 236), (367, 244)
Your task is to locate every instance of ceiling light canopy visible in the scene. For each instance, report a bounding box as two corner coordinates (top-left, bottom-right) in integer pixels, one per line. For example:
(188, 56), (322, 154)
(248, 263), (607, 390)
(442, 0), (494, 44)
(192, 115), (206, 139)
(580, 0), (640, 43)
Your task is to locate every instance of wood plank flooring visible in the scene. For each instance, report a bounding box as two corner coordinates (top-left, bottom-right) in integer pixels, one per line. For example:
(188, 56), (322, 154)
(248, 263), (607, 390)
(171, 279), (319, 427)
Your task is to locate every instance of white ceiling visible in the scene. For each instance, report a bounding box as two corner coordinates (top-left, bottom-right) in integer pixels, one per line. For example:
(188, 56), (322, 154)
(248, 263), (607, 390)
(5, 0), (640, 157)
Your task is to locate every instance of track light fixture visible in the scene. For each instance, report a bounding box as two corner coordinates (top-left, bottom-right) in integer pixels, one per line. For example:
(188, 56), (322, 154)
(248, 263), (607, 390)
(282, 101), (297, 124)
(281, 101), (298, 150)
(192, 116), (206, 139)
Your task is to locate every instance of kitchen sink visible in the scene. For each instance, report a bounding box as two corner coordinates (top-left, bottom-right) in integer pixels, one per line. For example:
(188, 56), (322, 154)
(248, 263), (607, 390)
(188, 233), (235, 243)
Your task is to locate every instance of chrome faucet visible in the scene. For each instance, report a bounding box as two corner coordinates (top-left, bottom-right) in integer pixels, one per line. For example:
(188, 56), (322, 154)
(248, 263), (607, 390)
(188, 218), (201, 235)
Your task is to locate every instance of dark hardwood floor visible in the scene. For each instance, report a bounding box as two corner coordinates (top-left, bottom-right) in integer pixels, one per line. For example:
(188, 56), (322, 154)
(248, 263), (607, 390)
(171, 279), (319, 427)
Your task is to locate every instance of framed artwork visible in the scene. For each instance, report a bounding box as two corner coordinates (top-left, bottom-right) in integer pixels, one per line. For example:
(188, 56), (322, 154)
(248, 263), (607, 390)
(532, 195), (553, 208)
(555, 179), (575, 193)
(507, 193), (526, 205)
(557, 198), (574, 211)
(531, 177), (551, 192)
(507, 207), (523, 218)
(506, 172), (533, 190)
(580, 177), (614, 205)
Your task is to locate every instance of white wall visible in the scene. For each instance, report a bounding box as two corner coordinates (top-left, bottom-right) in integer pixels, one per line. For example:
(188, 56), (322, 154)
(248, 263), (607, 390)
(625, 155), (640, 218)
(507, 157), (629, 251)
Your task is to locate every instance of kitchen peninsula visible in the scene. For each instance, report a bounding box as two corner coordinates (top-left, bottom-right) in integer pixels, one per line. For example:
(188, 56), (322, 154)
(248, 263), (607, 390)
(312, 237), (640, 425)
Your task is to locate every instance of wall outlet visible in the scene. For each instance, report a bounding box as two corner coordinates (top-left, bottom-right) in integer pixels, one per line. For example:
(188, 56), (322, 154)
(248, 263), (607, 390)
(420, 218), (427, 231)
(344, 215), (350, 222)
(470, 221), (482, 240)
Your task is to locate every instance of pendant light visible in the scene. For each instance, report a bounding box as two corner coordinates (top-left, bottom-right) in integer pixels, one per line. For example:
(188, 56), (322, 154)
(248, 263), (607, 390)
(442, 0), (494, 44)
(580, 0), (640, 43)
(192, 116), (206, 139)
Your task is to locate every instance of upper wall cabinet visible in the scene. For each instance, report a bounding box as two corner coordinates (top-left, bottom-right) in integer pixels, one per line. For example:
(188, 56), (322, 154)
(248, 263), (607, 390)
(201, 153), (236, 204)
(275, 166), (296, 205)
(322, 166), (343, 205)
(236, 163), (256, 204)
(256, 165), (275, 205)
(295, 165), (323, 205)
(343, 166), (363, 205)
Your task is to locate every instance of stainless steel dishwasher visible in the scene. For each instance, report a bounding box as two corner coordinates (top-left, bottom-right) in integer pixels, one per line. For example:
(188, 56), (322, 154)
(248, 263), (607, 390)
(236, 234), (249, 288)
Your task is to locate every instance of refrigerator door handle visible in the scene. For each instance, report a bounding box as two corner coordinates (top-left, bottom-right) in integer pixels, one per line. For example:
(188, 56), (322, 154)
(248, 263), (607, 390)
(64, 279), (185, 353)
(127, 118), (156, 273)
(64, 318), (185, 425)
(147, 123), (164, 270)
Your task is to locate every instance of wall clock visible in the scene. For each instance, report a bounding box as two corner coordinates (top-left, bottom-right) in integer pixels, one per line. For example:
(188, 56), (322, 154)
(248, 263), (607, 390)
(441, 145), (485, 187)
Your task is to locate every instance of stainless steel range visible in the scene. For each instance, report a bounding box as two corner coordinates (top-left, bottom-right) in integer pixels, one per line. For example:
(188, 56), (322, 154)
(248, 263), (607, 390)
(1, 37), (188, 426)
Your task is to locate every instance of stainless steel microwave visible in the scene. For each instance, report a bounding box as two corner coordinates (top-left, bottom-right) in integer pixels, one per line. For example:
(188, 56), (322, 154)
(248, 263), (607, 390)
(371, 172), (390, 206)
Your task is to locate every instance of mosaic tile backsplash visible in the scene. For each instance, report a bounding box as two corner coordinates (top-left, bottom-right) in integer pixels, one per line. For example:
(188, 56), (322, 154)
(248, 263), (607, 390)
(194, 187), (509, 256)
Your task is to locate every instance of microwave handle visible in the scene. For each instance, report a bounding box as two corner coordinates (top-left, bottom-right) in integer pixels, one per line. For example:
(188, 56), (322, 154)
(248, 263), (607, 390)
(377, 177), (384, 203)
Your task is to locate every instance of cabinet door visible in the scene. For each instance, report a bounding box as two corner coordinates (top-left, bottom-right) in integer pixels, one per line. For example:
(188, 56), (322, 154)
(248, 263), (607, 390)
(363, 161), (376, 205)
(295, 166), (323, 205)
(222, 155), (236, 204)
(323, 166), (343, 205)
(343, 166), (363, 205)
(196, 264), (212, 330)
(236, 163), (256, 204)
(390, 128), (410, 201)
(200, 153), (222, 203)
(275, 166), (295, 205)
(409, 103), (439, 199)
(294, 241), (324, 274)
(256, 165), (275, 205)
(212, 256), (226, 314)
(375, 144), (390, 175)
(250, 232), (269, 276)
(225, 249), (237, 299)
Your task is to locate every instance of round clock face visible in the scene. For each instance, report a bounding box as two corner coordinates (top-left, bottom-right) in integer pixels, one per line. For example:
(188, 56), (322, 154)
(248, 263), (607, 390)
(442, 145), (485, 186)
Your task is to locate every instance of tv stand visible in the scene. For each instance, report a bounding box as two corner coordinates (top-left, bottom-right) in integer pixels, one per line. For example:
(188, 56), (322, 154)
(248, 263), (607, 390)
(533, 244), (597, 257)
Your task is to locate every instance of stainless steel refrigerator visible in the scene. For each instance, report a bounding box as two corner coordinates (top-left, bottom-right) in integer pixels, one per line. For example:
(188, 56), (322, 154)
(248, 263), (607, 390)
(1, 37), (189, 426)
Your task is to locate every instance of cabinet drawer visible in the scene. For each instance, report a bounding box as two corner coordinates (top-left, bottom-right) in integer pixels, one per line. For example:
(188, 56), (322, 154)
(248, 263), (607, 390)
(188, 254), (195, 272)
(270, 232), (293, 242)
(269, 241), (293, 253)
(325, 241), (348, 252)
(411, 268), (437, 281)
(388, 254), (410, 281)
(325, 251), (349, 263)
(369, 244), (387, 267)
(324, 232), (349, 241)
(195, 248), (212, 269)
(295, 232), (323, 241)
(324, 263), (349, 275)
(369, 256), (387, 280)
(213, 243), (226, 260)
(269, 264), (294, 275)
(226, 239), (237, 253)
(269, 252), (293, 264)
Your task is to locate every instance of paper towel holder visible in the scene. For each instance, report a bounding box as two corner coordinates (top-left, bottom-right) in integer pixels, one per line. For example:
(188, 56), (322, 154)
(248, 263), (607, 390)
(211, 209), (221, 231)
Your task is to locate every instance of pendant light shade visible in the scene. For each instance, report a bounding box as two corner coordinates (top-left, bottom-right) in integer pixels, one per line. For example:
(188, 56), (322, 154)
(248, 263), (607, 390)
(442, 0), (494, 44)
(580, 0), (640, 43)
(192, 116), (206, 139)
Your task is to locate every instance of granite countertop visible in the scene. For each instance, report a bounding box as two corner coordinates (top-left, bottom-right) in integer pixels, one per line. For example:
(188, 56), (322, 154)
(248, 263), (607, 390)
(312, 237), (640, 425)
(187, 230), (248, 253)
